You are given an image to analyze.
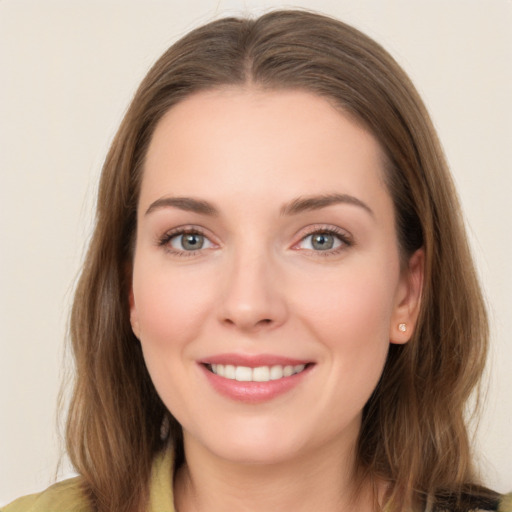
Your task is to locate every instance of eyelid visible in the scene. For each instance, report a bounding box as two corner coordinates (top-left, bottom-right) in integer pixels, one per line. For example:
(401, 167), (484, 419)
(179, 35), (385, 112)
(156, 223), (352, 257)
(291, 224), (354, 253)
(157, 225), (218, 256)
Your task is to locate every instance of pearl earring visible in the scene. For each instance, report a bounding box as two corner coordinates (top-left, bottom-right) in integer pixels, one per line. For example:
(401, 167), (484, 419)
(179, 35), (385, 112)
(398, 323), (407, 332)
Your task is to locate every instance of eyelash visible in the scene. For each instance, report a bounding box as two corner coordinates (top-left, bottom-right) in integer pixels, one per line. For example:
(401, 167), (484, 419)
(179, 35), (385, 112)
(158, 227), (214, 257)
(294, 226), (353, 256)
(157, 225), (353, 257)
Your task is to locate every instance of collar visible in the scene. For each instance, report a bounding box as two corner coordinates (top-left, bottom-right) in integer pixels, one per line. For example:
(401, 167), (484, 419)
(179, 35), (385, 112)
(148, 446), (176, 512)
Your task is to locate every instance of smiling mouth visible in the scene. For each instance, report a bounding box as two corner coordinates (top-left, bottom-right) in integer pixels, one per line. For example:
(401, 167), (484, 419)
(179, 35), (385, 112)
(205, 363), (309, 382)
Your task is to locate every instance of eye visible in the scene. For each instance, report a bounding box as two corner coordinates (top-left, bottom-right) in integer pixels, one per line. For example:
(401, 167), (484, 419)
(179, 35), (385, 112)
(159, 228), (216, 255)
(303, 232), (340, 251)
(294, 228), (352, 253)
(170, 232), (212, 251)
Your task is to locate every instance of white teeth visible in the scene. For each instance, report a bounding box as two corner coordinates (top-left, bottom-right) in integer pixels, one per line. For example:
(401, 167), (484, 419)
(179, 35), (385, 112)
(283, 365), (294, 377)
(209, 363), (307, 382)
(235, 366), (252, 381)
(252, 366), (270, 382)
(225, 364), (236, 379)
(270, 365), (283, 380)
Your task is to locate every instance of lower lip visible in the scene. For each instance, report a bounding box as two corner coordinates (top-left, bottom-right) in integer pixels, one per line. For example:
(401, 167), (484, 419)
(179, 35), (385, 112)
(200, 364), (312, 403)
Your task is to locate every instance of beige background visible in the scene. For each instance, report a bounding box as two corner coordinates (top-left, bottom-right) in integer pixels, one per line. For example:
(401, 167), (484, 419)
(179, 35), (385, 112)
(1, 0), (511, 504)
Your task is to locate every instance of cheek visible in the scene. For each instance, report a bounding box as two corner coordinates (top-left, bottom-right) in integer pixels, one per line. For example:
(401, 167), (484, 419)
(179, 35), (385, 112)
(295, 258), (399, 390)
(132, 260), (214, 346)
(131, 261), (217, 417)
(299, 260), (398, 342)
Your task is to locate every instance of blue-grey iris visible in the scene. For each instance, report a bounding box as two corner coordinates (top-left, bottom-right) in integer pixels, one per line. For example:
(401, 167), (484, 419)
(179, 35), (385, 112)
(312, 233), (334, 250)
(182, 233), (204, 250)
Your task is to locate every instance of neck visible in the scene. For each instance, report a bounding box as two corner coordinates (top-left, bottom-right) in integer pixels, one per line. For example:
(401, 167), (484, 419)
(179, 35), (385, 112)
(174, 433), (377, 512)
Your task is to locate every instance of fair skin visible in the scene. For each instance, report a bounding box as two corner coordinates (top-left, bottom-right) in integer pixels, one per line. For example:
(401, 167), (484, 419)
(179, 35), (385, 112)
(130, 88), (423, 512)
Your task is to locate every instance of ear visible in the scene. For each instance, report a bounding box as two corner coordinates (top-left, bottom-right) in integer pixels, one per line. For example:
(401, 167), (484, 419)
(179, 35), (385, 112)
(389, 248), (424, 344)
(129, 286), (141, 339)
(127, 264), (141, 339)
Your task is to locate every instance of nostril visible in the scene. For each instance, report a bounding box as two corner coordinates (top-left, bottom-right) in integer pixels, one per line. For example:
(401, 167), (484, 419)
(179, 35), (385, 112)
(252, 318), (274, 329)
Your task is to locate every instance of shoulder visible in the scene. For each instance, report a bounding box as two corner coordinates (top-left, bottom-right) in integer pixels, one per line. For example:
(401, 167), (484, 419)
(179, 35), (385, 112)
(431, 488), (512, 512)
(470, 491), (512, 512)
(498, 492), (512, 512)
(2, 477), (91, 512)
(2, 446), (175, 512)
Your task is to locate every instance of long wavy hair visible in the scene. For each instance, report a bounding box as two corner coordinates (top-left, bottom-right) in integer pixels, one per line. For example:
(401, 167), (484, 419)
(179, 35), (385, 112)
(66, 10), (493, 511)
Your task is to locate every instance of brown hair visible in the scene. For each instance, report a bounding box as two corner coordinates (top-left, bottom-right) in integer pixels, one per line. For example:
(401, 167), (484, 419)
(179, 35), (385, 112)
(66, 10), (492, 511)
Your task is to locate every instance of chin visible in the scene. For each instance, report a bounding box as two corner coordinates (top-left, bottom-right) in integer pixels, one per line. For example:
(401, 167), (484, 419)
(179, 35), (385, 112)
(182, 417), (311, 466)
(215, 439), (305, 466)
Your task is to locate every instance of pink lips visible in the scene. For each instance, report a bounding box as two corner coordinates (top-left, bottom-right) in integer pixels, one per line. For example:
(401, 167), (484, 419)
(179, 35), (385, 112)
(199, 353), (313, 404)
(201, 353), (310, 367)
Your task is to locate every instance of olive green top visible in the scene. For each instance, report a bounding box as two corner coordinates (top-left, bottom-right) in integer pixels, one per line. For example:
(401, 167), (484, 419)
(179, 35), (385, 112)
(3, 448), (511, 511)
(2, 449), (175, 512)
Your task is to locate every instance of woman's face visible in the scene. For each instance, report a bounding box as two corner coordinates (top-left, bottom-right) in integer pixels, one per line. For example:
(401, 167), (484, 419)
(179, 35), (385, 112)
(130, 88), (422, 465)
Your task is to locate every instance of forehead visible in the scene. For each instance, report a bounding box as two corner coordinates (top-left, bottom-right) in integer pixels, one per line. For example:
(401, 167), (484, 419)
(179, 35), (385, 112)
(140, 87), (390, 215)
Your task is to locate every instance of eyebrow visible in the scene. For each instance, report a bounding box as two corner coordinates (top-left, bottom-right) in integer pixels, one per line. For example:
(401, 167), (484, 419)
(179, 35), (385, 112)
(280, 193), (374, 217)
(145, 196), (219, 216)
(144, 192), (374, 218)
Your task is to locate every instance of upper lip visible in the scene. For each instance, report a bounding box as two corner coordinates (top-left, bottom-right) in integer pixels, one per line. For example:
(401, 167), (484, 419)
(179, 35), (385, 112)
(199, 353), (313, 367)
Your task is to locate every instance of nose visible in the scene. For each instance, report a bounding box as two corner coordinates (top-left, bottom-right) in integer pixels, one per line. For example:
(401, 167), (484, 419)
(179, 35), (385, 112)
(218, 249), (288, 332)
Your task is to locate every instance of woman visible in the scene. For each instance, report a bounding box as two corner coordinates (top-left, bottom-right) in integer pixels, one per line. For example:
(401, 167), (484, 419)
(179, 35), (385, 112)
(4, 9), (510, 512)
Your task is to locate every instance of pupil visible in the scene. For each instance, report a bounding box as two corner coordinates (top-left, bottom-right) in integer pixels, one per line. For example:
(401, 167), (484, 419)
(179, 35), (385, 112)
(182, 234), (203, 250)
(312, 233), (334, 250)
